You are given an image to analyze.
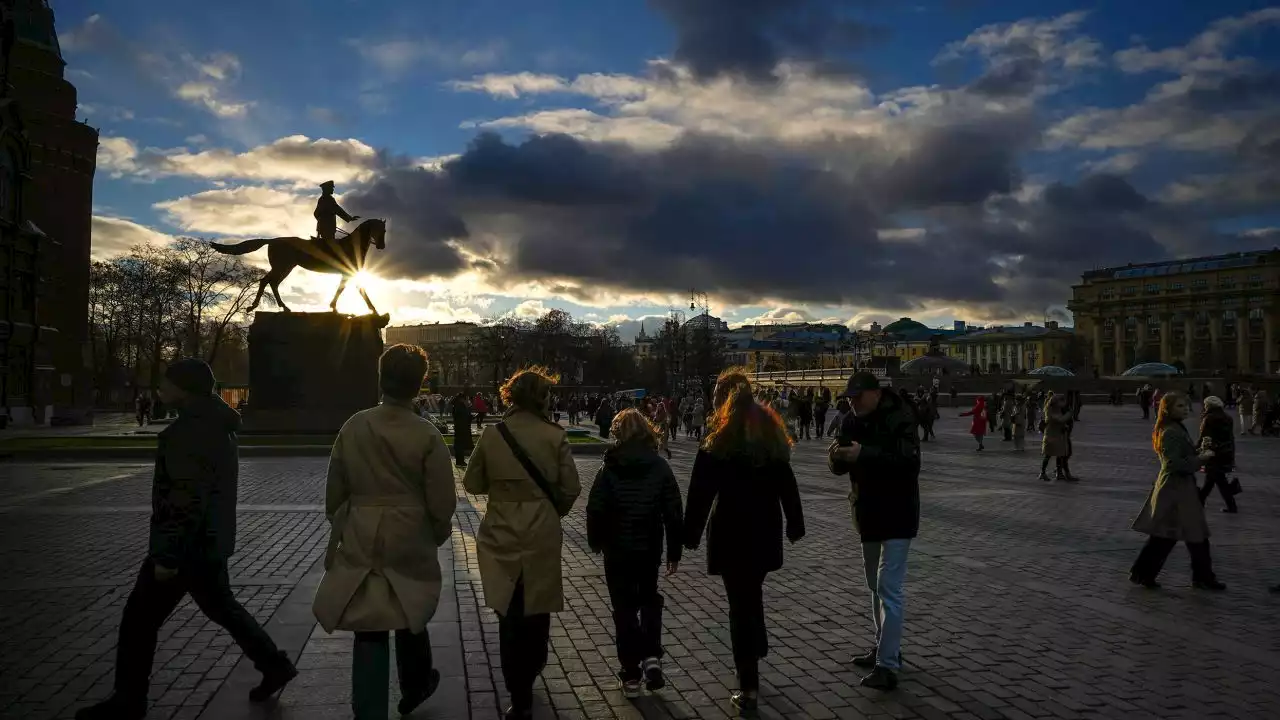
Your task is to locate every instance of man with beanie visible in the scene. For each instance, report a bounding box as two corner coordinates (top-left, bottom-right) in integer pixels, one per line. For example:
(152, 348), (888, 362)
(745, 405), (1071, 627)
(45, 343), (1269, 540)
(77, 359), (297, 720)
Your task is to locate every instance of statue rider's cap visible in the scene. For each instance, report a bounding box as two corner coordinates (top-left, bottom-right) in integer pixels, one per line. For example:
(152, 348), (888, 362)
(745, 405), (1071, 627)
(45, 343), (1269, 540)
(319, 180), (335, 190)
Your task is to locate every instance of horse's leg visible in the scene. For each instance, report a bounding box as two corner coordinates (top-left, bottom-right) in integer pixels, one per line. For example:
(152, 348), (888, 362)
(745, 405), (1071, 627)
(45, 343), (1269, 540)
(329, 276), (349, 312)
(358, 286), (379, 315)
(267, 270), (290, 312)
(247, 276), (268, 312)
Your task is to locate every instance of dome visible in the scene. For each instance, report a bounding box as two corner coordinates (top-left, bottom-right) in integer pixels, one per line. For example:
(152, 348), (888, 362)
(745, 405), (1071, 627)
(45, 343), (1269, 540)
(882, 317), (929, 334)
(1121, 362), (1183, 377)
(1028, 366), (1074, 377)
(900, 353), (969, 374)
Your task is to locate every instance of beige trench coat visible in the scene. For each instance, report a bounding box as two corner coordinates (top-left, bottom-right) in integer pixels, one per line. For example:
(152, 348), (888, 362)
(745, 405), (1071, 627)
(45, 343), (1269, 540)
(463, 409), (581, 616)
(312, 399), (457, 633)
(1132, 423), (1210, 543)
(1041, 406), (1072, 458)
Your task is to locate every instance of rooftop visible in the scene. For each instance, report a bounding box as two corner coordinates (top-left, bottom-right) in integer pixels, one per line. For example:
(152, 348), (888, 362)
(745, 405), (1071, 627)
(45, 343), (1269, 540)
(1081, 249), (1278, 282)
(951, 323), (1073, 342)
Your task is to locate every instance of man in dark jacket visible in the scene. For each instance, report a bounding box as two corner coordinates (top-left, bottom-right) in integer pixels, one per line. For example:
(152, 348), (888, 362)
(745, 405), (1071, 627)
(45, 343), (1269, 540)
(77, 360), (297, 720)
(829, 371), (921, 691)
(1198, 397), (1238, 513)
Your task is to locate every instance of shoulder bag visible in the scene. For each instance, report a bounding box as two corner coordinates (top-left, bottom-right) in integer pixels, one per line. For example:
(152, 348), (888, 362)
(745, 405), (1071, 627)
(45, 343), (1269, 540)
(496, 421), (558, 504)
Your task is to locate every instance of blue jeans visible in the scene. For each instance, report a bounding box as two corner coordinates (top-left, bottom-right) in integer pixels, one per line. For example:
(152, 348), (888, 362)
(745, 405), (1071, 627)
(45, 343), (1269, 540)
(862, 539), (911, 671)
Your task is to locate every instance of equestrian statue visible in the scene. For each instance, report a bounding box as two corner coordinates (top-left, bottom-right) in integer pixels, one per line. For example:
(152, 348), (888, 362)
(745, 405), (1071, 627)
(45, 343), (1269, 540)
(211, 180), (386, 314)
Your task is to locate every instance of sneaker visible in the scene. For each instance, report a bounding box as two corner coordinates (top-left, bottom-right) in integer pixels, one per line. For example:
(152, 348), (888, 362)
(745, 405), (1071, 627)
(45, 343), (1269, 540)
(642, 657), (665, 691)
(1128, 572), (1160, 589)
(621, 677), (642, 698)
(398, 668), (442, 715)
(75, 696), (147, 720)
(730, 690), (758, 715)
(859, 666), (899, 691)
(249, 654), (298, 702)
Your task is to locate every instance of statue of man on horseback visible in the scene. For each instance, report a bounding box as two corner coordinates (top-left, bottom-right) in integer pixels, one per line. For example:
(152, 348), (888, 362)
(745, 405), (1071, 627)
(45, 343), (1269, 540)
(210, 185), (387, 316)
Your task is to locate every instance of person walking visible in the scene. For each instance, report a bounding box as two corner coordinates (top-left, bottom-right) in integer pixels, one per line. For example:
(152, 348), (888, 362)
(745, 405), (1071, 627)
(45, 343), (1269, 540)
(814, 390), (830, 440)
(313, 345), (457, 718)
(1001, 393), (1015, 442)
(596, 397), (617, 440)
(1039, 393), (1077, 482)
(463, 367), (582, 720)
(827, 394), (850, 438)
(918, 391), (937, 442)
(684, 369), (804, 714)
(76, 360), (297, 720)
(829, 371), (921, 691)
(959, 396), (987, 451)
(1129, 392), (1225, 591)
(1238, 387), (1255, 436)
(587, 409), (683, 697)
(473, 392), (489, 430)
(1252, 389), (1269, 436)
(1012, 395), (1027, 452)
(691, 396), (706, 441)
(135, 392), (152, 427)
(449, 393), (474, 468)
(1138, 385), (1154, 421)
(1197, 396), (1239, 514)
(651, 399), (673, 460)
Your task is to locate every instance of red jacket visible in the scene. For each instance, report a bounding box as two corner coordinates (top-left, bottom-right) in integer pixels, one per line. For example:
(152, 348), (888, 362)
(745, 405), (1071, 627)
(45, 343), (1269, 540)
(472, 395), (488, 413)
(959, 397), (988, 435)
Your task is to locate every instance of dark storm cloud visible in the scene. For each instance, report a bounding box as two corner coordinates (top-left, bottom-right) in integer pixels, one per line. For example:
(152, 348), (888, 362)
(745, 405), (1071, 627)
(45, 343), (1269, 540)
(647, 0), (885, 82)
(345, 128), (1206, 315)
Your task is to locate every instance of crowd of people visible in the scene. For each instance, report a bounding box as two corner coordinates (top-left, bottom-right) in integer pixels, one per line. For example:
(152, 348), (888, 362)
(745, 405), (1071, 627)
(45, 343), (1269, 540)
(77, 351), (1279, 720)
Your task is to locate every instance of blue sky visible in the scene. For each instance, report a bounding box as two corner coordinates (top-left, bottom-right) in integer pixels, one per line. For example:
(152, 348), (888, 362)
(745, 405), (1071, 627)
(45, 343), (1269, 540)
(59, 0), (1280, 339)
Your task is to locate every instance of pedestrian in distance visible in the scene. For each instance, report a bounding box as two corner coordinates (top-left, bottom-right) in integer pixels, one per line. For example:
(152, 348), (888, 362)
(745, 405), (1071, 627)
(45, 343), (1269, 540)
(587, 409), (684, 698)
(684, 368), (805, 714)
(451, 392), (474, 468)
(1197, 396), (1239, 514)
(959, 396), (987, 451)
(1039, 394), (1078, 482)
(76, 359), (297, 720)
(463, 367), (582, 720)
(1238, 387), (1255, 435)
(313, 345), (458, 719)
(1012, 396), (1027, 452)
(1129, 392), (1225, 591)
(829, 371), (922, 692)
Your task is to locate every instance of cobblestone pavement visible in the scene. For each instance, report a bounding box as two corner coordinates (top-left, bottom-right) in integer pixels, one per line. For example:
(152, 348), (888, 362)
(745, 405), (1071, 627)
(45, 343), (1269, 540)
(1, 406), (1278, 719)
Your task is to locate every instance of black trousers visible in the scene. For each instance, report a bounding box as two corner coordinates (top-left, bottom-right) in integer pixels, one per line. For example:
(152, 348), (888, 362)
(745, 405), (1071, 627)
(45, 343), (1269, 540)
(351, 629), (432, 719)
(114, 558), (284, 700)
(815, 412), (827, 437)
(475, 412), (486, 429)
(1130, 536), (1217, 583)
(498, 578), (551, 711)
(1200, 469), (1238, 512)
(604, 557), (663, 677)
(722, 572), (768, 692)
(920, 419), (935, 441)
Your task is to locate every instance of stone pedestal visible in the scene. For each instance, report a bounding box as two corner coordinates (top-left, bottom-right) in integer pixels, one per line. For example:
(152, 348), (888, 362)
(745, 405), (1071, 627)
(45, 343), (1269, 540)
(244, 312), (390, 433)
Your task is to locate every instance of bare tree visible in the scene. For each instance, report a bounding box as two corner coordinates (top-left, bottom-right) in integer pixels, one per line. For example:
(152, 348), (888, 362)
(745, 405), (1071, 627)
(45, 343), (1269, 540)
(168, 238), (258, 363)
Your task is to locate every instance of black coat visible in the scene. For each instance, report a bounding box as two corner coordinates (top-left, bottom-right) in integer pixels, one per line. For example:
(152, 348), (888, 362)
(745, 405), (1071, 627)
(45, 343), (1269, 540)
(586, 443), (683, 564)
(150, 395), (242, 567)
(1198, 407), (1235, 471)
(683, 449), (805, 576)
(451, 401), (474, 455)
(829, 389), (921, 542)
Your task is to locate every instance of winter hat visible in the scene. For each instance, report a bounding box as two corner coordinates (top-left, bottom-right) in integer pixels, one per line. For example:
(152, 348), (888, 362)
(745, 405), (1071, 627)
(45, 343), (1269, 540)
(165, 358), (216, 397)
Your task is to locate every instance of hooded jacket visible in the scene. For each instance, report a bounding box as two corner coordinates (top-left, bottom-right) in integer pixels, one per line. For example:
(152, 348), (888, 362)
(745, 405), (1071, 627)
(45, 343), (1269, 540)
(149, 394), (242, 567)
(586, 441), (683, 564)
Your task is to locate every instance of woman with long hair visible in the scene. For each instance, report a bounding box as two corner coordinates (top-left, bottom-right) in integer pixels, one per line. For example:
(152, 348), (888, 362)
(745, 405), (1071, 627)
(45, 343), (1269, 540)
(586, 409), (683, 697)
(463, 367), (582, 719)
(1129, 392), (1224, 590)
(1039, 394), (1077, 482)
(651, 398), (672, 459)
(683, 369), (805, 714)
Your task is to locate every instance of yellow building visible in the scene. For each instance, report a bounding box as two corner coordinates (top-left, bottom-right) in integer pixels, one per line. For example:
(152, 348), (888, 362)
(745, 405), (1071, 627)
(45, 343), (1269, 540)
(869, 318), (968, 361)
(1067, 251), (1280, 374)
(948, 322), (1076, 373)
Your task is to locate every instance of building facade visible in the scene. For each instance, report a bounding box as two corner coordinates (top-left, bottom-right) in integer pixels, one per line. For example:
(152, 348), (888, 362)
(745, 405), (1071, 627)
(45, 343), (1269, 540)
(5, 0), (97, 421)
(1068, 251), (1280, 375)
(385, 321), (482, 388)
(869, 318), (970, 362)
(949, 322), (1076, 373)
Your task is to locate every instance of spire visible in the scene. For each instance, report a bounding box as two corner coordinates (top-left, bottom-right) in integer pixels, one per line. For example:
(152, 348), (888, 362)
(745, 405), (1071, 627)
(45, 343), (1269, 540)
(14, 0), (60, 59)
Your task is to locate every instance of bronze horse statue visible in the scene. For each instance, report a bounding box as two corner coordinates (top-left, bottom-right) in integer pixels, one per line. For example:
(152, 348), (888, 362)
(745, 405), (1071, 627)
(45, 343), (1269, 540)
(211, 218), (387, 314)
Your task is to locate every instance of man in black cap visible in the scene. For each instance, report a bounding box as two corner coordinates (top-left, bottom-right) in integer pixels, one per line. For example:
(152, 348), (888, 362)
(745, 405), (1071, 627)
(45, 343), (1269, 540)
(828, 371), (921, 691)
(77, 359), (297, 720)
(314, 180), (359, 248)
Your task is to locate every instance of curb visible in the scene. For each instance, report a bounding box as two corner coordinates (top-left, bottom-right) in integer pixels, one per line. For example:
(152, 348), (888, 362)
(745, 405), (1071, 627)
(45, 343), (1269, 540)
(0, 441), (610, 462)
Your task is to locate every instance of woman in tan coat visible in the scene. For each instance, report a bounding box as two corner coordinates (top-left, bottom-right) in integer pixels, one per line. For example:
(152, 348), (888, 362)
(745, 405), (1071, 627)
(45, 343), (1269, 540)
(463, 367), (581, 720)
(1038, 393), (1077, 482)
(1129, 392), (1224, 591)
(312, 345), (459, 719)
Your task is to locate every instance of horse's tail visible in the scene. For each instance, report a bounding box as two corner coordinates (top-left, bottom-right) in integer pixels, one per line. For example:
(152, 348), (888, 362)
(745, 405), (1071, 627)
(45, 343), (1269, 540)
(210, 238), (271, 255)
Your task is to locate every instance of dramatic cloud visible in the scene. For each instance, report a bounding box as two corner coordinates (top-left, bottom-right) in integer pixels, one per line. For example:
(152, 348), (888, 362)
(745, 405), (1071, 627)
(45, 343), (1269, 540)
(60, 15), (253, 119)
(96, 135), (385, 185)
(1113, 8), (1280, 75)
(91, 215), (176, 258)
(646, 0), (885, 82)
(935, 11), (1102, 97)
(153, 186), (316, 237)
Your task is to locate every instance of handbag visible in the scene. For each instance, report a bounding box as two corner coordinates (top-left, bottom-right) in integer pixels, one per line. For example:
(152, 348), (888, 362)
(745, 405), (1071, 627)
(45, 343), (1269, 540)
(496, 422), (558, 506)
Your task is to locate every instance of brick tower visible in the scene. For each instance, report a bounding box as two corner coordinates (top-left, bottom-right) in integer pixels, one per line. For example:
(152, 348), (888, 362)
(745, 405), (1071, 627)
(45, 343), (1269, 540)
(6, 0), (98, 421)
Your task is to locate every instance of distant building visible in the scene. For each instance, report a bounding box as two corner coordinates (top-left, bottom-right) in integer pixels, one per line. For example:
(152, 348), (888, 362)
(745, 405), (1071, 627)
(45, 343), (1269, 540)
(632, 323), (655, 360)
(385, 322), (481, 389)
(949, 321), (1076, 373)
(1068, 251), (1280, 374)
(4, 0), (98, 422)
(870, 318), (969, 362)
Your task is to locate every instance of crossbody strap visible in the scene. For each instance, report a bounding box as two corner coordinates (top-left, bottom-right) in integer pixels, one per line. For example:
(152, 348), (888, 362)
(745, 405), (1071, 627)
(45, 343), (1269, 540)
(496, 422), (557, 505)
